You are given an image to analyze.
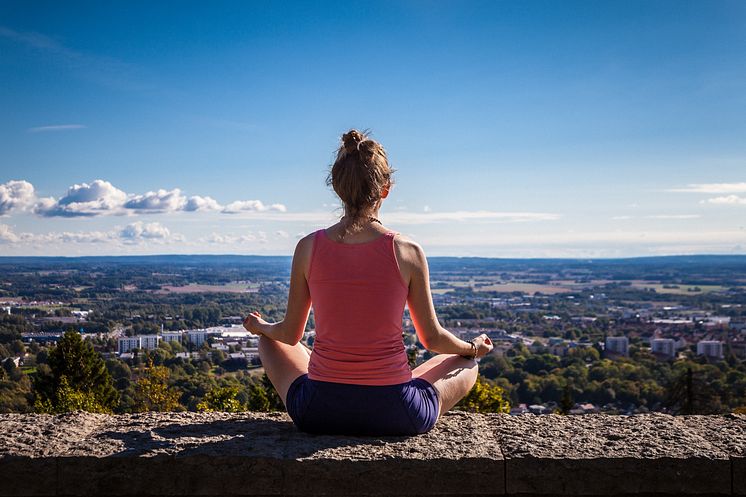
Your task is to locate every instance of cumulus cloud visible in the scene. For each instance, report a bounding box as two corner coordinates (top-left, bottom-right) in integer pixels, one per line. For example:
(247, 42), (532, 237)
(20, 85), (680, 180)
(222, 200), (287, 214)
(667, 182), (746, 194)
(0, 180), (36, 215)
(119, 221), (174, 241)
(123, 188), (186, 212)
(703, 195), (746, 205)
(0, 224), (20, 243)
(184, 195), (222, 212)
(0, 222), (181, 246)
(0, 178), (285, 218)
(34, 180), (127, 217)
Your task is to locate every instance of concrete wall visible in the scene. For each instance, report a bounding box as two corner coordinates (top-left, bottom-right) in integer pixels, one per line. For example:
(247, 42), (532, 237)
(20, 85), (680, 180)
(0, 411), (744, 496)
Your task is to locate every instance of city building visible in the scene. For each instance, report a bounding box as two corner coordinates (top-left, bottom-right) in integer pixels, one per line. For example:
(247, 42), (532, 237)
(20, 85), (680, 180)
(161, 331), (182, 343)
(697, 340), (724, 359)
(651, 338), (676, 359)
(605, 336), (629, 356)
(118, 335), (162, 354)
(187, 330), (208, 347)
(140, 335), (161, 350)
(118, 337), (141, 354)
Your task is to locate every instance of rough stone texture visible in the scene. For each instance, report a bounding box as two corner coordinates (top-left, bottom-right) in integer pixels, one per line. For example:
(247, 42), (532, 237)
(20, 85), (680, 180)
(493, 413), (741, 496)
(0, 411), (744, 496)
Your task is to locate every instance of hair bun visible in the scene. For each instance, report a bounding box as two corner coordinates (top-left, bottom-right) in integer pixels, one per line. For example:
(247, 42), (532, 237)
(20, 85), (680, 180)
(342, 129), (365, 154)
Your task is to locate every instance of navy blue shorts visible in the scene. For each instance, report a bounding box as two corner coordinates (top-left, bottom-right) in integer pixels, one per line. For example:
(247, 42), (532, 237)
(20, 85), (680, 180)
(285, 374), (440, 436)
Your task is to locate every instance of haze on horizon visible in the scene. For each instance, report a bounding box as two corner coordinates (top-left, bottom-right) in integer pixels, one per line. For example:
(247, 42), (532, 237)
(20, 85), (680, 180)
(1, 0), (745, 258)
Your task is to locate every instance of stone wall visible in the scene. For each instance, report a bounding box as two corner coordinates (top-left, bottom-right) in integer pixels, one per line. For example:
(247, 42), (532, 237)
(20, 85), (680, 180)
(1, 411), (744, 496)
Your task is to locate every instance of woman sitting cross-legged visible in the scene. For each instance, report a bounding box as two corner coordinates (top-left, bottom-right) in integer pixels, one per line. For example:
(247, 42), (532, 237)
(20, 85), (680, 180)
(243, 129), (493, 436)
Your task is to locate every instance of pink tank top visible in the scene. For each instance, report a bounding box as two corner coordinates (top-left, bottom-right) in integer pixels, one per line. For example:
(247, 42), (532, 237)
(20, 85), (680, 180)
(307, 228), (412, 385)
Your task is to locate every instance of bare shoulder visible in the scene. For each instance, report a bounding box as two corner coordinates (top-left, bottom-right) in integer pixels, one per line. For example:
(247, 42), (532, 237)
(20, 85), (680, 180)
(293, 231), (317, 273)
(392, 233), (427, 266)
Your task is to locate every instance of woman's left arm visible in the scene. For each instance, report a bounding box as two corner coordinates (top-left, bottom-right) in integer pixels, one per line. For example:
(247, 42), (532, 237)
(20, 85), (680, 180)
(243, 235), (313, 344)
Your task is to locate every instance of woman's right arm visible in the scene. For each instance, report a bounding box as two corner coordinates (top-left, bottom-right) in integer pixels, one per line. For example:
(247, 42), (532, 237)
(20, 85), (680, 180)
(400, 239), (492, 357)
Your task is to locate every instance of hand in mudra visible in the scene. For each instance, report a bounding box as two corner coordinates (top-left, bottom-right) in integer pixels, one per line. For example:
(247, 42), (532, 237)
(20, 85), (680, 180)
(243, 311), (268, 336)
(473, 334), (493, 358)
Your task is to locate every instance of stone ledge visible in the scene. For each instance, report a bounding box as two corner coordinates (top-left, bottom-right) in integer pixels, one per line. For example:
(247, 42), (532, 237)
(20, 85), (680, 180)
(0, 412), (744, 496)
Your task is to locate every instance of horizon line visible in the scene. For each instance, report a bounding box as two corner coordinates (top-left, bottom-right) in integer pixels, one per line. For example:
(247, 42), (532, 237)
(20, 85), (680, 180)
(1, 253), (745, 261)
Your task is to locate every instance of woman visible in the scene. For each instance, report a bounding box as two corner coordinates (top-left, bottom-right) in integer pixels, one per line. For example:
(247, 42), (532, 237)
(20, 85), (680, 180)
(243, 129), (493, 436)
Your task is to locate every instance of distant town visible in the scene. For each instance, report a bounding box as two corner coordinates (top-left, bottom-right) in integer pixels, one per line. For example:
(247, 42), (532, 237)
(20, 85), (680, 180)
(1, 254), (744, 414)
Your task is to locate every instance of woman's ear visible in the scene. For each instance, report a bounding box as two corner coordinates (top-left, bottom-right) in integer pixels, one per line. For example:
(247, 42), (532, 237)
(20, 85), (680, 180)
(381, 182), (391, 199)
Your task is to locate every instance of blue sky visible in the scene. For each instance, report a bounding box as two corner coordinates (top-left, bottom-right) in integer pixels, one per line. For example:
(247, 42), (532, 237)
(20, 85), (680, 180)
(1, 0), (745, 257)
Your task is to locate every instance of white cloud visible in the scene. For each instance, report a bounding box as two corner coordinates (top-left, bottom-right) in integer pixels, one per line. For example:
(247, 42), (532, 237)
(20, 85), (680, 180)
(0, 180), (36, 215)
(6, 178), (284, 218)
(703, 195), (746, 205)
(384, 210), (560, 224)
(124, 188), (186, 212)
(119, 221), (174, 242)
(34, 180), (127, 217)
(0, 222), (180, 246)
(668, 182), (746, 193)
(0, 224), (20, 243)
(184, 195), (222, 212)
(59, 230), (114, 243)
(27, 124), (86, 133)
(275, 230), (289, 239)
(644, 214), (701, 219)
(426, 229), (746, 246)
(201, 232), (257, 244)
(222, 200), (287, 214)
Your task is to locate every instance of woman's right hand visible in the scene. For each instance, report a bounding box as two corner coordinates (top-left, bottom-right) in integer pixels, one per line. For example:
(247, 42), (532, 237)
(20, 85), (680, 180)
(243, 311), (268, 336)
(473, 334), (494, 358)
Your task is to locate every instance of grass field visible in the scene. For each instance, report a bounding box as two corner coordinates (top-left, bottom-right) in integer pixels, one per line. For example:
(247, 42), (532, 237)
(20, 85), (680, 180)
(431, 280), (574, 295)
(629, 281), (726, 295)
(159, 282), (260, 294)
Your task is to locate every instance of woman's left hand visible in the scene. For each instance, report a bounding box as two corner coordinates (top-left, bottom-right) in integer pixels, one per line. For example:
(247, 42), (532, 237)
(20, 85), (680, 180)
(243, 311), (268, 336)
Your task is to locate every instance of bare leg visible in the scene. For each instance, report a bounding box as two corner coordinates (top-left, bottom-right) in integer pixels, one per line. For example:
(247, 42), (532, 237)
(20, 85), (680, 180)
(258, 335), (311, 405)
(412, 354), (478, 416)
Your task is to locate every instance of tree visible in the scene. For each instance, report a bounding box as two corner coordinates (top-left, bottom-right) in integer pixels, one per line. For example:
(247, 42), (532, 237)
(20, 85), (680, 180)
(455, 376), (510, 413)
(247, 374), (283, 411)
(34, 330), (118, 413)
(35, 376), (110, 413)
(133, 361), (181, 412)
(198, 386), (246, 412)
(247, 384), (270, 411)
(560, 384), (574, 414)
(664, 366), (723, 414)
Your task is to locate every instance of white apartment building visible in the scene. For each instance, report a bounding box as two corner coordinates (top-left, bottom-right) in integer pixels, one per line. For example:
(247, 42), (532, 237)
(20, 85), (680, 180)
(118, 335), (161, 354)
(140, 335), (161, 350)
(697, 340), (724, 359)
(161, 331), (182, 343)
(605, 336), (629, 356)
(187, 330), (208, 347)
(118, 337), (141, 354)
(651, 338), (676, 359)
